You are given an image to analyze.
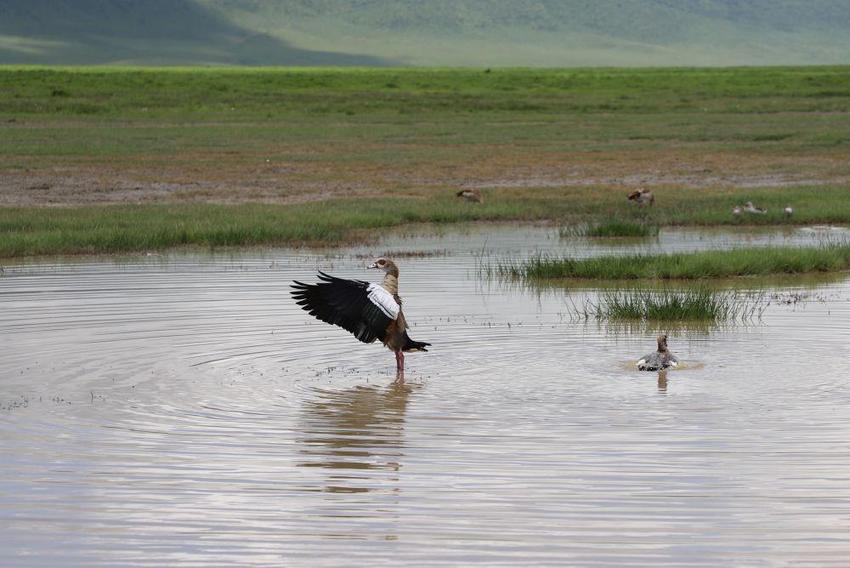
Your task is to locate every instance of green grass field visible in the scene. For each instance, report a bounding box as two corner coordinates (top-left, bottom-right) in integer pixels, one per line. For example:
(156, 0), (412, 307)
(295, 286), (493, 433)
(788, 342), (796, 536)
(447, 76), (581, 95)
(5, 65), (850, 118)
(2, 66), (850, 257)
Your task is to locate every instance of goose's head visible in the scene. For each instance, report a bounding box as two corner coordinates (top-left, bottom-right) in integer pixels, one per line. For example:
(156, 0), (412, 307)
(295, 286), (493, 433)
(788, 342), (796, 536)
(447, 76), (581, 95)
(656, 334), (669, 352)
(367, 257), (399, 277)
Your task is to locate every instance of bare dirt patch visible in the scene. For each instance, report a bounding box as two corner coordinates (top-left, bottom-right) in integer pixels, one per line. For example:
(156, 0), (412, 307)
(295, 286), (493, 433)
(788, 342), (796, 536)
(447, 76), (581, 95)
(2, 147), (847, 207)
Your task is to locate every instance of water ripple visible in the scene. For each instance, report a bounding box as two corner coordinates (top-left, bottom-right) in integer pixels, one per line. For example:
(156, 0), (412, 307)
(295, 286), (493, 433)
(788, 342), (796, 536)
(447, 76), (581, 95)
(2, 225), (850, 566)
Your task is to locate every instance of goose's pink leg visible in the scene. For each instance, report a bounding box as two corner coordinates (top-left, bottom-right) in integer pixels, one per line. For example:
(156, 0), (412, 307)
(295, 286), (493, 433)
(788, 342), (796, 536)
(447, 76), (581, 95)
(395, 351), (404, 372)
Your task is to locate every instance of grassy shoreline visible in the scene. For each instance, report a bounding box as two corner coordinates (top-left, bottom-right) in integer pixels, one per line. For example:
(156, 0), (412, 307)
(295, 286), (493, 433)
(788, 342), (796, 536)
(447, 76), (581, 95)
(1, 186), (849, 258)
(2, 66), (850, 257)
(2, 184), (850, 258)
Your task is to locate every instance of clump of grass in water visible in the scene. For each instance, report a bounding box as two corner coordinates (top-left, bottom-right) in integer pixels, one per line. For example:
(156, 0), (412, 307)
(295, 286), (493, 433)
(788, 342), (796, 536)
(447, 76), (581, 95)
(575, 287), (765, 322)
(507, 244), (850, 280)
(560, 221), (659, 238)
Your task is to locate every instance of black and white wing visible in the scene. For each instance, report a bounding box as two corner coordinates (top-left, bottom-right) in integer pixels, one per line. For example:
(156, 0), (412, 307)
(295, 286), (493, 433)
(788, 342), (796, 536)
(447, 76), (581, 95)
(291, 271), (400, 343)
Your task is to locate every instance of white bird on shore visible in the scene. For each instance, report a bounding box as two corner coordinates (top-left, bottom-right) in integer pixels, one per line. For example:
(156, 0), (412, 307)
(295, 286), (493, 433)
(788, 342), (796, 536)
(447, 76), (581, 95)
(784, 206), (794, 217)
(732, 206), (742, 216)
(743, 201), (767, 215)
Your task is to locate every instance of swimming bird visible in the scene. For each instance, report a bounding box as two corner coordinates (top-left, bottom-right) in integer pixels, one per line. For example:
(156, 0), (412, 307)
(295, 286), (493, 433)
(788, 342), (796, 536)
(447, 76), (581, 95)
(743, 201), (767, 214)
(456, 188), (483, 203)
(627, 188), (655, 207)
(784, 206), (794, 217)
(291, 258), (430, 374)
(637, 334), (679, 372)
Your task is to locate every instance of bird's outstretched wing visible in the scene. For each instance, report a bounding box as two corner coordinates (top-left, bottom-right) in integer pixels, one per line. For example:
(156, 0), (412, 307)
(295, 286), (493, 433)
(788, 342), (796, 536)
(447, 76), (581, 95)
(291, 272), (399, 343)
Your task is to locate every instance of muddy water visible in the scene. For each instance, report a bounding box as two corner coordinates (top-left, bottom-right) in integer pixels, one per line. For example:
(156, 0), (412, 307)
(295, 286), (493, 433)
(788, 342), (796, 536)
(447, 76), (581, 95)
(2, 225), (850, 566)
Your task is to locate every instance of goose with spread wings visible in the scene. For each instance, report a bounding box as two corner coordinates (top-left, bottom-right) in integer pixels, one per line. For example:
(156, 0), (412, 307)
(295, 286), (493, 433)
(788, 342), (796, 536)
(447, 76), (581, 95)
(291, 258), (430, 373)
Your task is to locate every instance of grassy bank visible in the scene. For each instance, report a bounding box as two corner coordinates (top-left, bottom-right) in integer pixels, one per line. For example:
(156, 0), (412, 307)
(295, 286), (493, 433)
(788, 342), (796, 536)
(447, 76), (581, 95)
(0, 196), (575, 257)
(500, 244), (850, 281)
(2, 66), (850, 256)
(2, 186), (850, 258)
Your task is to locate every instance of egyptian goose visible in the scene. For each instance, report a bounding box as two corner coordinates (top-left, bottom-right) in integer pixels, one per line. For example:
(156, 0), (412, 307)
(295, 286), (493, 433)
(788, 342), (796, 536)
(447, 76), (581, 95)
(627, 188), (655, 207)
(743, 201), (766, 214)
(291, 258), (430, 374)
(637, 334), (679, 371)
(456, 188), (483, 203)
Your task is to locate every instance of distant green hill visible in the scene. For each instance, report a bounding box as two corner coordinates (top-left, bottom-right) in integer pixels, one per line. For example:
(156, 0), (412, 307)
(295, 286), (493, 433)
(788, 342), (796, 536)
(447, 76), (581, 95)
(2, 0), (850, 66)
(0, 0), (388, 65)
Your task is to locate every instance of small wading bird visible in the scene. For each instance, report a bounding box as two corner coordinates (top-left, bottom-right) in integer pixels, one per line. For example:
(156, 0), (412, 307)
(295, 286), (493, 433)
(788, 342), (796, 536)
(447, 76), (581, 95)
(784, 206), (794, 217)
(627, 188), (655, 207)
(732, 205), (743, 216)
(291, 258), (430, 376)
(637, 334), (679, 372)
(456, 188), (483, 203)
(743, 201), (767, 215)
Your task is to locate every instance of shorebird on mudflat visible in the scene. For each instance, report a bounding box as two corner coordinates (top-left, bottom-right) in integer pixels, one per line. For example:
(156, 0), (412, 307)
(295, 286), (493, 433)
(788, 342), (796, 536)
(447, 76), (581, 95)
(291, 258), (430, 375)
(637, 334), (679, 372)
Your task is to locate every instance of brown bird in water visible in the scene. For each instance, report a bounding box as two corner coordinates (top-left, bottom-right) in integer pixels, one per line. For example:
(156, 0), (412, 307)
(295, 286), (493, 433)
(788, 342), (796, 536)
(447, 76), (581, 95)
(291, 258), (430, 375)
(637, 334), (679, 372)
(627, 188), (655, 207)
(456, 188), (484, 203)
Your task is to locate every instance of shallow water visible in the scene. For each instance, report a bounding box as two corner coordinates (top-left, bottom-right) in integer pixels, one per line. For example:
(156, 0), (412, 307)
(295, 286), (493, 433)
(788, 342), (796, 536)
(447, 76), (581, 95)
(2, 225), (850, 566)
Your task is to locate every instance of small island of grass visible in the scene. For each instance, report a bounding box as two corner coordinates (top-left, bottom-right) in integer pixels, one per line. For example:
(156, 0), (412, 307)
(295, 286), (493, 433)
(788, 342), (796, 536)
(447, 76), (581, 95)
(500, 244), (850, 281)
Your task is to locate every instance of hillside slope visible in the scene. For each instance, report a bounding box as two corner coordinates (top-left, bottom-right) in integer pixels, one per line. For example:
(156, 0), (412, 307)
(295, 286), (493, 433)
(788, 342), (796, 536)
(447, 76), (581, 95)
(0, 0), (387, 65)
(2, 0), (850, 66)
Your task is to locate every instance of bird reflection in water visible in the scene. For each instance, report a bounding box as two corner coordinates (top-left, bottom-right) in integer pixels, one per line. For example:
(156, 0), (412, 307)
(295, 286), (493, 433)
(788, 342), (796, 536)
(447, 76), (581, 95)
(657, 369), (668, 393)
(297, 377), (418, 495)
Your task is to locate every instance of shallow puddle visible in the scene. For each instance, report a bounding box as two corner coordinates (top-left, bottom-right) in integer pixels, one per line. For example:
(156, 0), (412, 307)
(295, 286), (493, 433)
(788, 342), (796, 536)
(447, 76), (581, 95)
(2, 224), (850, 566)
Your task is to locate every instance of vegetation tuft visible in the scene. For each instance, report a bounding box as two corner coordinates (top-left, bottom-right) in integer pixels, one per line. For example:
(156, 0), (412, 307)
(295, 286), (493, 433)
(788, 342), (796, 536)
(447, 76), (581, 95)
(498, 244), (850, 281)
(560, 221), (659, 238)
(574, 287), (765, 322)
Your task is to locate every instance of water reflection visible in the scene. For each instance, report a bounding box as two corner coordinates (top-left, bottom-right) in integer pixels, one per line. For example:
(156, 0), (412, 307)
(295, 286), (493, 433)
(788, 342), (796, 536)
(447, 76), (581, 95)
(297, 380), (418, 494)
(4, 225), (850, 565)
(657, 369), (668, 393)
